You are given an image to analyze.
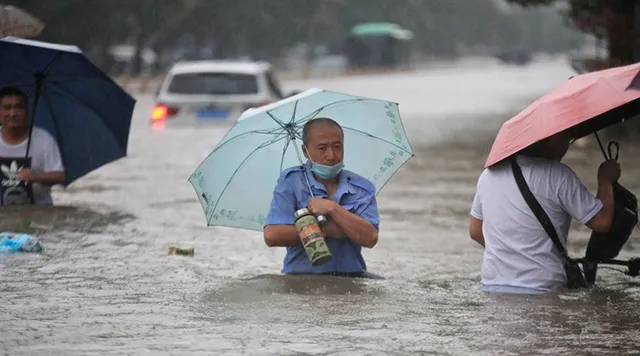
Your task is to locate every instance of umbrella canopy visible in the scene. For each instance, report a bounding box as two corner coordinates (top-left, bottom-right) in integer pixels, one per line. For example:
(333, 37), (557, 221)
(189, 88), (414, 231)
(485, 62), (640, 168)
(0, 36), (135, 185)
(0, 5), (43, 38)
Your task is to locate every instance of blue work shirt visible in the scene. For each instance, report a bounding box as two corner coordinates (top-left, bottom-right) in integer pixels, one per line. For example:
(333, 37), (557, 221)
(264, 162), (380, 274)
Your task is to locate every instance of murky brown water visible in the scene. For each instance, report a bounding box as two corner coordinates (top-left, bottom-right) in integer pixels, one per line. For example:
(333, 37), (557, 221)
(2, 57), (640, 355)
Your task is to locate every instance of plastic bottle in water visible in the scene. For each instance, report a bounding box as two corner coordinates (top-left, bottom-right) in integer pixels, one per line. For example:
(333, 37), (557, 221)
(0, 232), (44, 254)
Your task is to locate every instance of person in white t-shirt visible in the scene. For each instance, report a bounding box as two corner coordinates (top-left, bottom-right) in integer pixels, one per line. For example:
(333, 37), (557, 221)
(469, 129), (621, 294)
(0, 86), (65, 205)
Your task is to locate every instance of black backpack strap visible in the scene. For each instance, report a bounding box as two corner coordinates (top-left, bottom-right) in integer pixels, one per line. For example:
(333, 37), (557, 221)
(510, 157), (570, 261)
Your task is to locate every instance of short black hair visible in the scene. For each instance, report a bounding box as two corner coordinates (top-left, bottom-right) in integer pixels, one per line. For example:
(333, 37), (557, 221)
(518, 127), (575, 159)
(302, 117), (344, 145)
(0, 87), (28, 105)
(519, 141), (547, 159)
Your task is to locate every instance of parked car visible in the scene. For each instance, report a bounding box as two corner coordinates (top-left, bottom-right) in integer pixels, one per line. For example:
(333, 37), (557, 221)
(150, 60), (297, 126)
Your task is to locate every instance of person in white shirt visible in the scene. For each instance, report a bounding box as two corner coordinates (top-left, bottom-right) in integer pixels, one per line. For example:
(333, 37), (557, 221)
(469, 129), (621, 294)
(0, 86), (65, 205)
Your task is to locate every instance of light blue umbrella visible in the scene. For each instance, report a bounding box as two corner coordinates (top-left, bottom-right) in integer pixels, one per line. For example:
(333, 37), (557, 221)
(188, 88), (414, 231)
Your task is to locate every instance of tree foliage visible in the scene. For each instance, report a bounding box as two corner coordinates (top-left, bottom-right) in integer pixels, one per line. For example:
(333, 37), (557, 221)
(506, 0), (638, 64)
(8, 0), (587, 74)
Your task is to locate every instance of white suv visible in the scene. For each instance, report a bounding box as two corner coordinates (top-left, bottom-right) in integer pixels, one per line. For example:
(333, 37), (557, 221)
(150, 60), (294, 126)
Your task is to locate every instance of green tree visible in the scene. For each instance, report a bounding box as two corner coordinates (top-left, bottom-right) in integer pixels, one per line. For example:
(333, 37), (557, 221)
(9, 0), (588, 74)
(506, 0), (638, 65)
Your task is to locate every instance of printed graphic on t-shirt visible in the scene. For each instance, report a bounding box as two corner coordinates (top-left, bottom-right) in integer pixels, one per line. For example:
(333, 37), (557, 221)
(0, 157), (35, 205)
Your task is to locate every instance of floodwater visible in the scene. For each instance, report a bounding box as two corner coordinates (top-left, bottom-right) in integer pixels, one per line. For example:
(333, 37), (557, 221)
(2, 56), (640, 356)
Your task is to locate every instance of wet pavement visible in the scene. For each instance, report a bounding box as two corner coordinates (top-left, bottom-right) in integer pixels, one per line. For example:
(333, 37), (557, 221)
(2, 56), (640, 355)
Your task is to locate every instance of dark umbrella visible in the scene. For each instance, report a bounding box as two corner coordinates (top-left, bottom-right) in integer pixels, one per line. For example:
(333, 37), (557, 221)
(0, 36), (136, 185)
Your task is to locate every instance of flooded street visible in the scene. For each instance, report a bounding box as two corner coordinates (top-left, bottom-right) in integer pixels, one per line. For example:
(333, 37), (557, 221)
(2, 57), (640, 355)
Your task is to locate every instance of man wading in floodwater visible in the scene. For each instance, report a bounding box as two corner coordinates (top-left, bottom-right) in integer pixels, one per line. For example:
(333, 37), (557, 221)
(263, 118), (380, 277)
(0, 87), (65, 205)
(469, 129), (621, 294)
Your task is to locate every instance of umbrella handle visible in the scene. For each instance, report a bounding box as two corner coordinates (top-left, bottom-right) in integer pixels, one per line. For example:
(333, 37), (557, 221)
(593, 132), (620, 161)
(608, 141), (619, 161)
(292, 139), (328, 225)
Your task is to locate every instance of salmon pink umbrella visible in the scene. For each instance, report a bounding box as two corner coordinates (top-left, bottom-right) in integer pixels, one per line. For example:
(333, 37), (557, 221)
(485, 62), (640, 168)
(0, 5), (44, 38)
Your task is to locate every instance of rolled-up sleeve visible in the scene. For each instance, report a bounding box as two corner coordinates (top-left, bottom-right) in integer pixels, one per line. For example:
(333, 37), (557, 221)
(43, 136), (64, 172)
(558, 166), (603, 225)
(264, 175), (297, 226)
(353, 189), (380, 230)
(470, 191), (482, 220)
(470, 170), (485, 220)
